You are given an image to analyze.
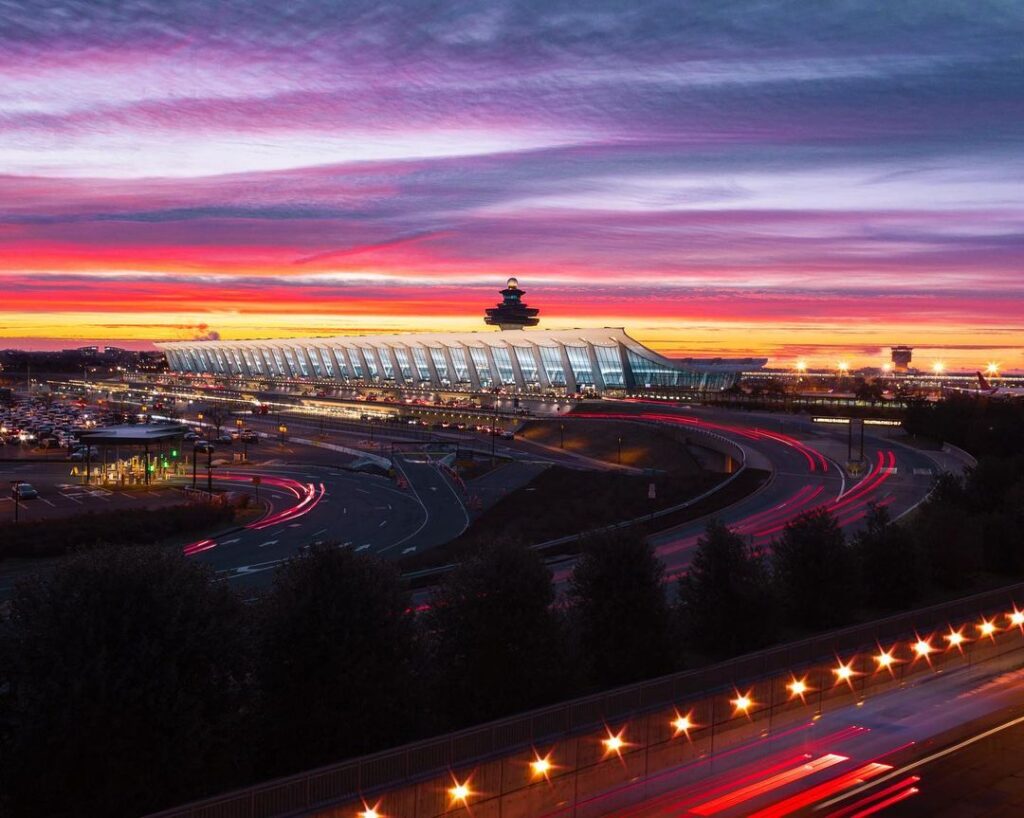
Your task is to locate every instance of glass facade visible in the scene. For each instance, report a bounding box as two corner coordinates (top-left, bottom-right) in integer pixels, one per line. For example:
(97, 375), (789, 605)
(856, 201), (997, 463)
(349, 348), (364, 379)
(393, 348), (413, 381)
(429, 348), (449, 383)
(594, 345), (624, 388)
(539, 346), (566, 386)
(514, 346), (540, 383)
(411, 347), (432, 382)
(468, 347), (493, 387)
(377, 348), (395, 380)
(490, 346), (516, 385)
(565, 345), (594, 385)
(162, 331), (746, 394)
(449, 347), (470, 382)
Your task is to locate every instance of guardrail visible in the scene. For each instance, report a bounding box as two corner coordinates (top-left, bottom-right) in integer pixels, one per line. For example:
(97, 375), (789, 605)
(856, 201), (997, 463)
(145, 580), (1024, 818)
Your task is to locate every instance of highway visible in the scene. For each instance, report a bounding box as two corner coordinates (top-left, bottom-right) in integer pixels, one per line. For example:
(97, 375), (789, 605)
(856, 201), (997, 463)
(546, 643), (1024, 817)
(572, 402), (939, 580)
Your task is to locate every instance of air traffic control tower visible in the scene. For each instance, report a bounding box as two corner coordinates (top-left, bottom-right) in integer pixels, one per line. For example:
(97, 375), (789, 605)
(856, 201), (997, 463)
(484, 278), (540, 330)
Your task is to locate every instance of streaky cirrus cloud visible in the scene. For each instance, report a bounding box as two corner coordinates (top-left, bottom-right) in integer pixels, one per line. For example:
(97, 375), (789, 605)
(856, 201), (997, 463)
(1, 0), (1023, 369)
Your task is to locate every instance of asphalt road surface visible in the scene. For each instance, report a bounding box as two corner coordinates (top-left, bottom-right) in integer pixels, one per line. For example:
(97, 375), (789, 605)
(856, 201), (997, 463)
(568, 402), (940, 581)
(565, 645), (1024, 817)
(182, 449), (470, 593)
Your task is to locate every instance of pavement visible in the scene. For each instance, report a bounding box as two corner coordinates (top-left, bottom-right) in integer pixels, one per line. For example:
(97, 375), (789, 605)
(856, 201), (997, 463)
(0, 460), (186, 522)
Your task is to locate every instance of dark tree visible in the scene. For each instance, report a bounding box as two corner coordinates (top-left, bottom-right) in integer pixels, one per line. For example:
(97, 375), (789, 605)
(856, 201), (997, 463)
(427, 540), (567, 726)
(914, 502), (978, 589)
(0, 547), (250, 818)
(569, 531), (674, 687)
(678, 520), (776, 658)
(254, 544), (421, 777)
(771, 508), (858, 628)
(853, 504), (925, 610)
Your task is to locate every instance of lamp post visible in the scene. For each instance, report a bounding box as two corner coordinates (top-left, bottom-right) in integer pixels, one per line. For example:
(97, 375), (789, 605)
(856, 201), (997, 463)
(491, 394), (499, 464)
(207, 443), (213, 494)
(560, 421), (565, 449)
(236, 417), (246, 461)
(192, 443), (199, 489)
(278, 422), (288, 443)
(10, 481), (19, 523)
(617, 435), (623, 465)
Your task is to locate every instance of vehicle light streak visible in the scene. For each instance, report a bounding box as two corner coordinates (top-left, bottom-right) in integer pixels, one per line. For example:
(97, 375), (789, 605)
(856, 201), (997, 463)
(816, 713), (1024, 812)
(689, 754), (848, 815)
(823, 776), (920, 818)
(182, 473), (324, 555)
(182, 538), (216, 556)
(748, 762), (893, 818)
(843, 784), (919, 817)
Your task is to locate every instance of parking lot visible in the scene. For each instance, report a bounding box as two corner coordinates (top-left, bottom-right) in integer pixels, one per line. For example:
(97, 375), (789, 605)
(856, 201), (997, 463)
(1, 462), (187, 522)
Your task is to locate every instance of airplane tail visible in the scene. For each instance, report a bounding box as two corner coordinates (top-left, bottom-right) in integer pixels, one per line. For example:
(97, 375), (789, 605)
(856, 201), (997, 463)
(977, 371), (992, 390)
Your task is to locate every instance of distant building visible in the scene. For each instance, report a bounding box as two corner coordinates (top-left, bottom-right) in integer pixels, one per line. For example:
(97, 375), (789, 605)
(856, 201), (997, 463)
(157, 280), (765, 394)
(159, 328), (766, 394)
(891, 346), (913, 372)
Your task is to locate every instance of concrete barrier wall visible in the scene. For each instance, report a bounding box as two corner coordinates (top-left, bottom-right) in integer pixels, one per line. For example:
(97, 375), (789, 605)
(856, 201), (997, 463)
(320, 618), (1024, 818)
(146, 581), (1024, 818)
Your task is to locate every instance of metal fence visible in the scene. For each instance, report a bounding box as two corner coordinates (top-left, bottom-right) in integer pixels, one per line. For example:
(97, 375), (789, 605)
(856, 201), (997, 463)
(146, 580), (1024, 818)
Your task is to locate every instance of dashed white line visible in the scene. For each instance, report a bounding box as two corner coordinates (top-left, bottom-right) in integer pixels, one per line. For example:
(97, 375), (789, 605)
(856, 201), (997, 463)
(258, 539), (279, 548)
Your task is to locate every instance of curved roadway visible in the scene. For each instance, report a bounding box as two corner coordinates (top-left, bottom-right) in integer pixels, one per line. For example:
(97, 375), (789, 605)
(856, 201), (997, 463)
(571, 401), (940, 580)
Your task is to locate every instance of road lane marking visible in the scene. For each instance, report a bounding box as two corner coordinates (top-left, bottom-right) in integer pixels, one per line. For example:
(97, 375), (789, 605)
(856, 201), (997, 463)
(401, 546), (416, 554)
(378, 520), (387, 527)
(288, 523), (302, 528)
(38, 497), (55, 507)
(258, 540), (278, 548)
(356, 544), (371, 551)
(221, 538), (240, 545)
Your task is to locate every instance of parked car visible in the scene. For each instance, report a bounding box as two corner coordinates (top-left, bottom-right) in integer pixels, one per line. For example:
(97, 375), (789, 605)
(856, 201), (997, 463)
(194, 440), (215, 453)
(240, 430), (259, 443)
(216, 433), (234, 444)
(12, 483), (38, 500)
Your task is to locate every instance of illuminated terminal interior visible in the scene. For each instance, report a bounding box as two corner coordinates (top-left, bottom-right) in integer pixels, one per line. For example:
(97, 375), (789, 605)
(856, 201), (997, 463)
(158, 328), (765, 395)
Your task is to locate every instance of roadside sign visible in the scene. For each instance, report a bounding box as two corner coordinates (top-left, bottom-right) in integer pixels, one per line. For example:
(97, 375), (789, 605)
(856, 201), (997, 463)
(252, 475), (261, 485)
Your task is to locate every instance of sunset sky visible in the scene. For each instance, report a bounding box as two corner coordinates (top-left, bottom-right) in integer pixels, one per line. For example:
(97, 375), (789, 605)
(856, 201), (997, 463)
(2, 1), (1023, 370)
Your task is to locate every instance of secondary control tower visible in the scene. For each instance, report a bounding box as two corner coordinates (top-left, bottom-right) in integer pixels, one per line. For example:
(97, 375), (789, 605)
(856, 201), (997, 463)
(484, 277), (540, 330)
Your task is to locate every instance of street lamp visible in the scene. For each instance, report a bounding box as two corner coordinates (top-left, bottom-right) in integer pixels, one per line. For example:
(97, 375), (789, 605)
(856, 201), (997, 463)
(236, 417), (247, 461)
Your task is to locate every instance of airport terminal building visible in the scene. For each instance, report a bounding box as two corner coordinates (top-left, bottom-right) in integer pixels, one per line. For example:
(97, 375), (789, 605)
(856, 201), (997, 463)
(158, 328), (762, 394)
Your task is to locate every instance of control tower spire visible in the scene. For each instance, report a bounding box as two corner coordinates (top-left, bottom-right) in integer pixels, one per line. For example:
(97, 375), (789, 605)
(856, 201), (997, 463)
(484, 277), (540, 330)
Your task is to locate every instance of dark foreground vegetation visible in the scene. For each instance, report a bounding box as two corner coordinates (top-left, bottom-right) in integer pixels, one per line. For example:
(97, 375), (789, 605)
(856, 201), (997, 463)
(0, 503), (235, 561)
(1, 398), (1020, 818)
